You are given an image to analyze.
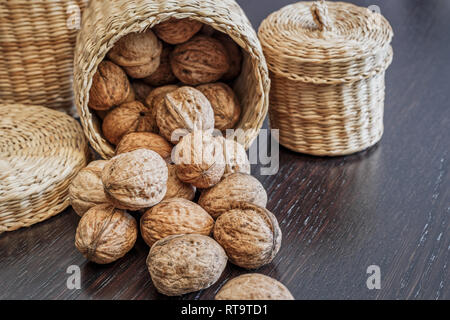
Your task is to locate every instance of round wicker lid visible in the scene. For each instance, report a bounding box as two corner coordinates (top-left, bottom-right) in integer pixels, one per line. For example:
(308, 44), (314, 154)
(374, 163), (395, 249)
(0, 104), (89, 233)
(259, 0), (394, 83)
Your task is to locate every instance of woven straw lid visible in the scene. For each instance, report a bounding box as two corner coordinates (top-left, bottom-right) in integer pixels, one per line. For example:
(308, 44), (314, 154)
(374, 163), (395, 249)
(0, 104), (89, 233)
(259, 0), (394, 84)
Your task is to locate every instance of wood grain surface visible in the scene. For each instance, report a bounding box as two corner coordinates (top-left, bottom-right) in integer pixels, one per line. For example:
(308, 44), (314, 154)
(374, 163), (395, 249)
(0, 0), (449, 300)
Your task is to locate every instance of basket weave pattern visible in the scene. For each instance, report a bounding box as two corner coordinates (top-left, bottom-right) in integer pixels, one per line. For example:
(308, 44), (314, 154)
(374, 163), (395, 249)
(259, 1), (394, 156)
(74, 0), (270, 159)
(0, 104), (89, 234)
(0, 0), (86, 115)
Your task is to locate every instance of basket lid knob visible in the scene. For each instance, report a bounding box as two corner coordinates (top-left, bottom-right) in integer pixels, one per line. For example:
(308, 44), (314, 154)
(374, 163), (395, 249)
(310, 0), (333, 34)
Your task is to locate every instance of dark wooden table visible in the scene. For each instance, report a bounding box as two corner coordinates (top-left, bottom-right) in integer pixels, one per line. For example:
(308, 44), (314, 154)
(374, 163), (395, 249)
(1, 0), (448, 300)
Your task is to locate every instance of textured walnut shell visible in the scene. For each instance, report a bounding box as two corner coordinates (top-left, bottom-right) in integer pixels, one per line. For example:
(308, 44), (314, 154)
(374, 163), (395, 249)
(143, 46), (177, 86)
(215, 33), (243, 81)
(140, 198), (213, 247)
(215, 274), (294, 300)
(102, 101), (157, 145)
(131, 81), (153, 102)
(220, 138), (250, 176)
(102, 149), (168, 210)
(165, 164), (196, 201)
(69, 160), (109, 217)
(147, 234), (227, 296)
(75, 204), (138, 264)
(107, 30), (162, 67)
(197, 83), (241, 132)
(156, 86), (215, 143)
(171, 36), (230, 85)
(198, 173), (266, 219)
(173, 131), (225, 188)
(144, 85), (180, 134)
(213, 202), (281, 269)
(115, 132), (173, 160)
(88, 61), (131, 111)
(123, 58), (161, 79)
(153, 18), (203, 45)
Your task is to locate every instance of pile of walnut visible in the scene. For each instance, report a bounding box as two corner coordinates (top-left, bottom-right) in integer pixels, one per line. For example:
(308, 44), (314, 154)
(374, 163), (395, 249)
(70, 18), (293, 300)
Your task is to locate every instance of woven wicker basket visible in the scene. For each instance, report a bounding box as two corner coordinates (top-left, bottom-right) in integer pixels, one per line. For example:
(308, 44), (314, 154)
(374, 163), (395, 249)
(73, 0), (270, 159)
(0, 104), (89, 234)
(259, 0), (394, 156)
(0, 0), (86, 115)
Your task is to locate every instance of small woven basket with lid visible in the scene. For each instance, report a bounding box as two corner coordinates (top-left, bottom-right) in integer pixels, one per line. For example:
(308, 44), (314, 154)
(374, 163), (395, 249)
(74, 0), (270, 159)
(0, 1), (87, 115)
(0, 104), (89, 234)
(259, 0), (394, 156)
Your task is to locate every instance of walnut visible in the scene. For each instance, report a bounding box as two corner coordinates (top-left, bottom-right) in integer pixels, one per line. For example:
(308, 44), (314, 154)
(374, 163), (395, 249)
(69, 160), (110, 217)
(156, 86), (215, 143)
(213, 202), (281, 269)
(144, 85), (179, 134)
(144, 85), (179, 110)
(146, 234), (227, 296)
(164, 164), (196, 201)
(102, 101), (157, 145)
(215, 274), (294, 300)
(75, 204), (138, 264)
(153, 18), (203, 45)
(115, 132), (172, 161)
(198, 173), (266, 219)
(170, 36), (230, 85)
(107, 30), (162, 78)
(173, 131), (225, 188)
(88, 61), (131, 111)
(140, 198), (213, 247)
(143, 45), (177, 86)
(102, 149), (168, 210)
(214, 33), (243, 81)
(131, 80), (153, 102)
(197, 83), (241, 132)
(220, 138), (250, 176)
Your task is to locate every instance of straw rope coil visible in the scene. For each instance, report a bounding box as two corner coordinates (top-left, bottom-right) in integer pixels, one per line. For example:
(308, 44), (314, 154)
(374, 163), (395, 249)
(0, 104), (89, 234)
(259, 1), (394, 156)
(0, 0), (86, 115)
(74, 0), (270, 159)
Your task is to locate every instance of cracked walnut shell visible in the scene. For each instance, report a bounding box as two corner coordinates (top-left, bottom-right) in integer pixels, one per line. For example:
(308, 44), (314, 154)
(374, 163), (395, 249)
(140, 198), (213, 247)
(146, 234), (227, 296)
(173, 131), (225, 189)
(153, 18), (203, 45)
(75, 204), (138, 264)
(197, 83), (241, 132)
(69, 160), (109, 217)
(156, 86), (214, 143)
(107, 30), (162, 78)
(164, 164), (196, 201)
(88, 61), (131, 111)
(115, 132), (172, 160)
(170, 35), (230, 85)
(198, 173), (266, 219)
(213, 202), (281, 269)
(102, 101), (157, 145)
(102, 149), (168, 211)
(215, 274), (294, 300)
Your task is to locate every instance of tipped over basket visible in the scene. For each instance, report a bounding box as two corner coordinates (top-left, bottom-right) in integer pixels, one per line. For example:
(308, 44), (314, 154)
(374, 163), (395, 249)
(73, 0), (270, 159)
(259, 0), (394, 156)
